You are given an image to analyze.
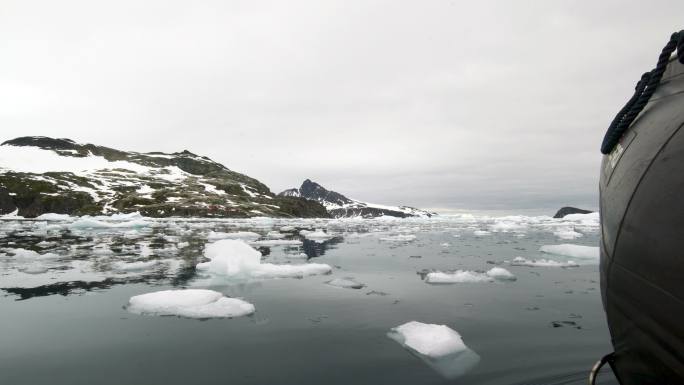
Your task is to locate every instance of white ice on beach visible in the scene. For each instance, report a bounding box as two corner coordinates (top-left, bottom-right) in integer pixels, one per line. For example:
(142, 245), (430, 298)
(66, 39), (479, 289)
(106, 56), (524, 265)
(35, 213), (73, 221)
(196, 239), (331, 279)
(387, 321), (480, 379)
(125, 289), (255, 319)
(509, 257), (579, 268)
(540, 244), (599, 260)
(425, 267), (516, 284)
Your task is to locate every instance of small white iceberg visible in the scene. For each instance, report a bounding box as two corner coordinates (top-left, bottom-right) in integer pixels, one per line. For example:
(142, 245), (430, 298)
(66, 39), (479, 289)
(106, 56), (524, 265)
(207, 231), (261, 242)
(112, 260), (163, 272)
(425, 267), (516, 284)
(300, 229), (334, 242)
(379, 234), (416, 242)
(387, 321), (480, 379)
(125, 289), (255, 319)
(35, 213), (73, 221)
(197, 239), (331, 279)
(509, 257), (579, 268)
(540, 244), (599, 260)
(553, 229), (583, 240)
(326, 278), (365, 289)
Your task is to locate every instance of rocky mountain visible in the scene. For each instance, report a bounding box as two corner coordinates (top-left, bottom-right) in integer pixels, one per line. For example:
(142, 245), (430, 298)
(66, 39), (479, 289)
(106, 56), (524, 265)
(0, 136), (329, 218)
(279, 179), (434, 218)
(553, 206), (594, 218)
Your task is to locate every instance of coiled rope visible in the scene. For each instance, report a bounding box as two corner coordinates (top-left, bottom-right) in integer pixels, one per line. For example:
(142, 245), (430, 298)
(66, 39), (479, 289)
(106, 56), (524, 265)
(600, 30), (684, 154)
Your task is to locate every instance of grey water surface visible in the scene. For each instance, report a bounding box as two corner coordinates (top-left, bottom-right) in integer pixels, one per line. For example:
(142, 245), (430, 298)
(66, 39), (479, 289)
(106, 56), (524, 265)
(0, 215), (618, 385)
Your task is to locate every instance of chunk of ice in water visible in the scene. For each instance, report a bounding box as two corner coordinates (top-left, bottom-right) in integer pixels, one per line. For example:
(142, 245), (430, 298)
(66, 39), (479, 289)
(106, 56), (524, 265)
(425, 267), (516, 283)
(112, 260), (161, 272)
(125, 289), (255, 319)
(509, 257), (579, 268)
(485, 267), (517, 281)
(387, 321), (480, 379)
(300, 229), (333, 241)
(539, 244), (599, 260)
(379, 234), (416, 242)
(34, 213), (72, 221)
(197, 239), (331, 279)
(207, 231), (261, 241)
(326, 278), (365, 289)
(553, 229), (583, 240)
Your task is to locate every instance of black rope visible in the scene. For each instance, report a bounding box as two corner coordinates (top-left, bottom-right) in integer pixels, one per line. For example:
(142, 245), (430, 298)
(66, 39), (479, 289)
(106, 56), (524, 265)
(600, 31), (684, 154)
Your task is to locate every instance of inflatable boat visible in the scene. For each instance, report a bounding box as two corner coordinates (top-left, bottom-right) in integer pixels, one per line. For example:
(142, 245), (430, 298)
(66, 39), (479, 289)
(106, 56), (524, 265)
(595, 30), (684, 384)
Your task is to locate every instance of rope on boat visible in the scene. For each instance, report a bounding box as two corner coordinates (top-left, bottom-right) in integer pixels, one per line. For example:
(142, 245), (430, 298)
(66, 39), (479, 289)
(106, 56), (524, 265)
(600, 31), (684, 154)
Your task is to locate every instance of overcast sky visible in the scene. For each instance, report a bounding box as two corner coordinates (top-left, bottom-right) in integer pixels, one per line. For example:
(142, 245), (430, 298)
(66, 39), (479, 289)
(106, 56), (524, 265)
(1, 1), (683, 213)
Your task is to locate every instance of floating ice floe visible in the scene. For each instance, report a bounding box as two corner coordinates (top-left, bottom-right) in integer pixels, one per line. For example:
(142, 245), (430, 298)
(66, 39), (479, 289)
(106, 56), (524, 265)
(196, 239), (331, 279)
(326, 278), (365, 289)
(553, 228), (583, 240)
(509, 257), (579, 268)
(387, 321), (480, 379)
(425, 267), (516, 284)
(19, 264), (50, 274)
(1, 248), (61, 260)
(473, 230), (490, 236)
(112, 260), (165, 272)
(69, 216), (150, 229)
(379, 234), (416, 242)
(266, 231), (286, 239)
(489, 220), (527, 233)
(300, 229), (334, 242)
(250, 239), (303, 246)
(207, 231), (261, 241)
(125, 289), (255, 319)
(539, 244), (599, 260)
(485, 267), (517, 281)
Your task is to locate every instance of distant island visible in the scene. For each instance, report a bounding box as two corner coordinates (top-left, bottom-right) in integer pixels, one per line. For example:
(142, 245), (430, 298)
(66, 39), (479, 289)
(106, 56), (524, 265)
(553, 206), (594, 218)
(0, 136), (433, 219)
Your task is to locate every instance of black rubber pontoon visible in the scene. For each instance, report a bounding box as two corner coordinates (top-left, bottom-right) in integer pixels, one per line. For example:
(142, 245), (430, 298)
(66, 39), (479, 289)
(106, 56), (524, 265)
(597, 30), (684, 385)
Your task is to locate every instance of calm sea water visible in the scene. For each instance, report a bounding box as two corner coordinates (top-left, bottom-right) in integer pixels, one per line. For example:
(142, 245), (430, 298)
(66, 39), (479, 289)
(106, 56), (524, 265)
(0, 214), (618, 384)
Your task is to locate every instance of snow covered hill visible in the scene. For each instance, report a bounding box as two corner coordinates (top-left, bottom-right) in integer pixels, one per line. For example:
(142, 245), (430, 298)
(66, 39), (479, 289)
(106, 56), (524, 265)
(279, 179), (435, 218)
(0, 137), (328, 218)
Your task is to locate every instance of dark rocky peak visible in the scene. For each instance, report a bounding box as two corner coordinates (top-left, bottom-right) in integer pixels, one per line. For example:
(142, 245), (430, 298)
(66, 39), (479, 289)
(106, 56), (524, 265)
(553, 206), (594, 218)
(2, 136), (79, 151)
(299, 179), (353, 206)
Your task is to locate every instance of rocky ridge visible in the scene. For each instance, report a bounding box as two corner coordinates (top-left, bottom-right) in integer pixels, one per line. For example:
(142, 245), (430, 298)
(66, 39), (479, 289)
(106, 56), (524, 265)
(0, 137), (328, 218)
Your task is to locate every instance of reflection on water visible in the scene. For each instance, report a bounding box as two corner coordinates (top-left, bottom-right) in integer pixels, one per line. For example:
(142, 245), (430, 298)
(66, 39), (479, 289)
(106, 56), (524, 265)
(302, 237), (343, 259)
